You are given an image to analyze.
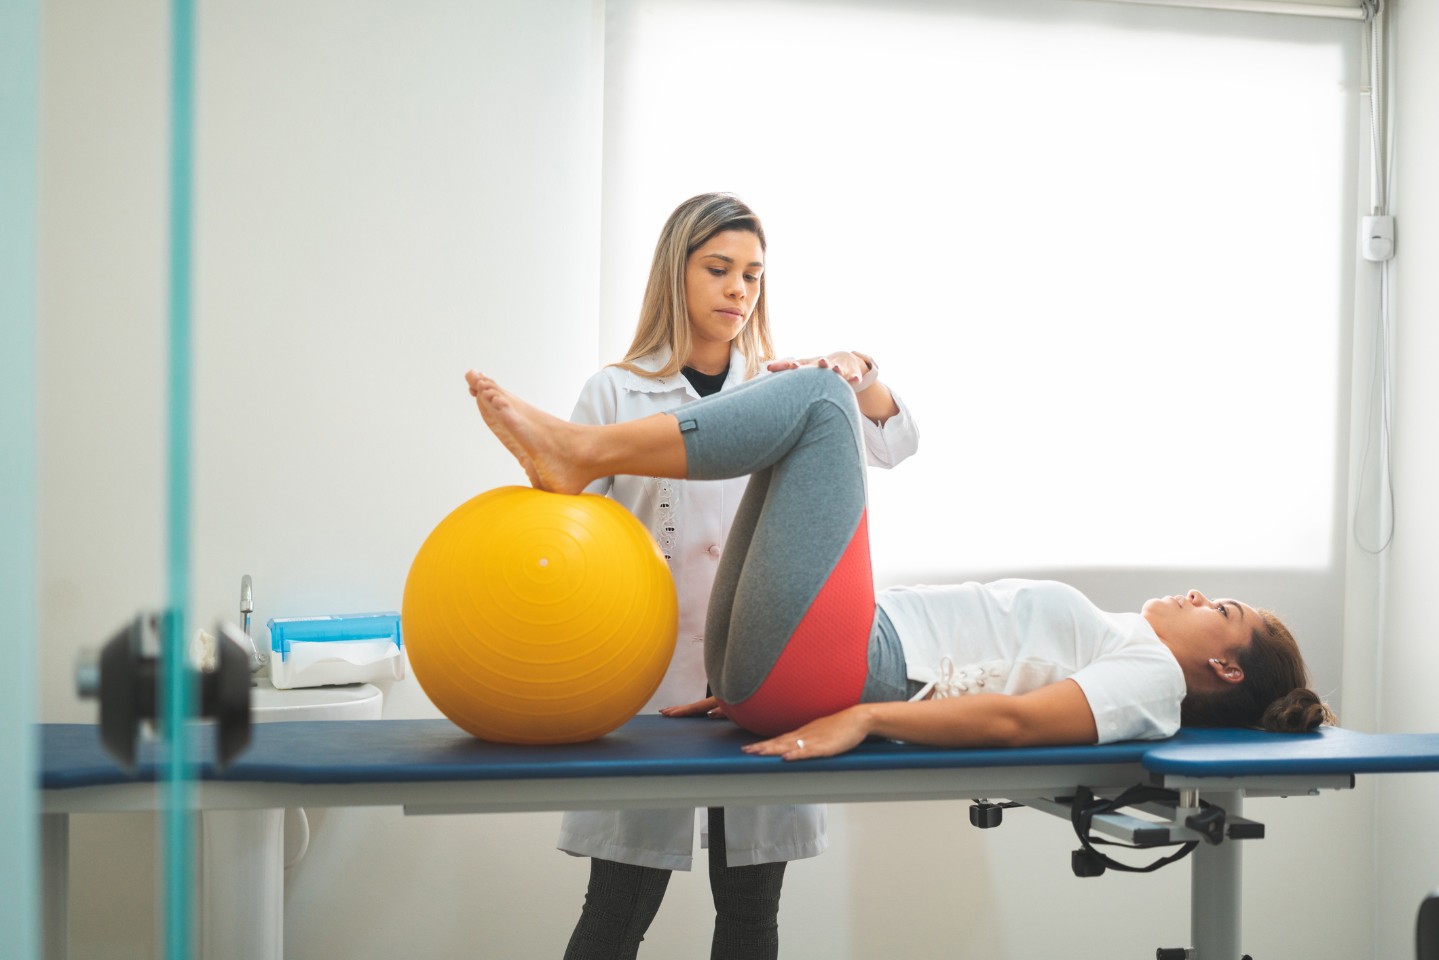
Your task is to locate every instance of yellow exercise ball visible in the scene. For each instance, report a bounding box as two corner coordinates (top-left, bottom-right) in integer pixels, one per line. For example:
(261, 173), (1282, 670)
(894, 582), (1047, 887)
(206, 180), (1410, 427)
(402, 486), (678, 744)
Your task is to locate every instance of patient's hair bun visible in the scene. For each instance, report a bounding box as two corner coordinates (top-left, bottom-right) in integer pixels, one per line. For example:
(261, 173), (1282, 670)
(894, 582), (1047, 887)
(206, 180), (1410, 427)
(1260, 687), (1335, 733)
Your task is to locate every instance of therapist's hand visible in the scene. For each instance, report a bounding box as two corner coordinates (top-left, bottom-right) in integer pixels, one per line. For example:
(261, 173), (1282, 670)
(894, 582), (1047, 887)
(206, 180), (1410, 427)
(766, 351), (868, 385)
(741, 704), (874, 761)
(659, 696), (727, 720)
(769, 352), (899, 424)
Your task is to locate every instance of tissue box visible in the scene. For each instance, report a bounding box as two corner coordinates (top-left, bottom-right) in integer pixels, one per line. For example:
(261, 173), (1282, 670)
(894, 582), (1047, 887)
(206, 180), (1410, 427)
(268, 612), (405, 689)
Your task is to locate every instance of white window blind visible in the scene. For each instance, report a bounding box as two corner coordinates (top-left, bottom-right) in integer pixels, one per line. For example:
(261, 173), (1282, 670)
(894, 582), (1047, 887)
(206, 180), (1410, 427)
(601, 0), (1356, 577)
(1087, 0), (1365, 18)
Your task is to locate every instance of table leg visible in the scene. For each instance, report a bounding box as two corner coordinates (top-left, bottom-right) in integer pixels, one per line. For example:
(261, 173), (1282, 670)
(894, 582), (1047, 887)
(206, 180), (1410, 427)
(1191, 790), (1243, 960)
(42, 813), (68, 960)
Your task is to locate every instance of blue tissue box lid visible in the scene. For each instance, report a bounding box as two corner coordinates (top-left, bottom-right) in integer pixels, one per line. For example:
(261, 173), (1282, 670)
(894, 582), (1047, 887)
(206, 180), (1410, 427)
(267, 612), (403, 659)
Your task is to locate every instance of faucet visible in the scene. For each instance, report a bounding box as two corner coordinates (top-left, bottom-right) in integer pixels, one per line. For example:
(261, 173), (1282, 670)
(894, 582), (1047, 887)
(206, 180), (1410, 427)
(237, 574), (268, 672)
(241, 574), (254, 638)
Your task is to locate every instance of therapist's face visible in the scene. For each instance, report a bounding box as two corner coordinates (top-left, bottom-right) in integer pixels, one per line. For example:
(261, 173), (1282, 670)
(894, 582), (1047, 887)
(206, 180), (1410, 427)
(684, 229), (763, 351)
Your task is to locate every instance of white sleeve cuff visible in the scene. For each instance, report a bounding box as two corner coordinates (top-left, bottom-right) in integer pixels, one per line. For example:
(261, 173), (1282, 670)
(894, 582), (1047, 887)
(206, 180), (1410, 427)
(852, 353), (879, 393)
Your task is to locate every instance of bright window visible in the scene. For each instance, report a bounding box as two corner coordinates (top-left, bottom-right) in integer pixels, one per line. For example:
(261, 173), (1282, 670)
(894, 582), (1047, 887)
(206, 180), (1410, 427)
(601, 0), (1353, 575)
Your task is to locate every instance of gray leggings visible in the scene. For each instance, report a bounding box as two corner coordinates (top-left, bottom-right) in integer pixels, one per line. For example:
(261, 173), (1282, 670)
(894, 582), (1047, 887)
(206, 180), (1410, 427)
(677, 367), (907, 734)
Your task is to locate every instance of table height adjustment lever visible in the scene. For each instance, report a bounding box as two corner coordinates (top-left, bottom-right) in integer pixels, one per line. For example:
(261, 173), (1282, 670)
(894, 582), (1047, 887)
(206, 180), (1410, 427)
(968, 800), (1023, 828)
(1185, 805), (1227, 845)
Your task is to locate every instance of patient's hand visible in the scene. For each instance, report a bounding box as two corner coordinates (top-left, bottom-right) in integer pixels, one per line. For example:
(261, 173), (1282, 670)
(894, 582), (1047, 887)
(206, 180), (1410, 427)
(659, 696), (727, 720)
(741, 706), (872, 761)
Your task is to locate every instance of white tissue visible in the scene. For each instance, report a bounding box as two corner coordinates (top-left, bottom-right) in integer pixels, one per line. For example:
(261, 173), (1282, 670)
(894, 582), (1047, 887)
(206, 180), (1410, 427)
(269, 639), (405, 689)
(190, 629), (219, 672)
(288, 639), (398, 670)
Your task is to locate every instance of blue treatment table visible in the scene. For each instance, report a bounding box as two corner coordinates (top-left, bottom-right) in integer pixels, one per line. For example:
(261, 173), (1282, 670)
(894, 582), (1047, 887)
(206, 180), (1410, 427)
(39, 718), (1439, 960)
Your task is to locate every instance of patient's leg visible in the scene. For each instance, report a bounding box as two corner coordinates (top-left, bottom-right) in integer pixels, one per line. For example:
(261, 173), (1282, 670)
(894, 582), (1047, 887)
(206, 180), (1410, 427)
(468, 366), (878, 736)
(682, 370), (876, 736)
(467, 369), (687, 494)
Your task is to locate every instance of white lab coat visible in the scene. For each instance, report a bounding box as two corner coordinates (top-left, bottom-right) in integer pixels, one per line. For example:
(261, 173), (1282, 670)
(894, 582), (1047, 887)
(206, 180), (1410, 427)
(556, 346), (920, 869)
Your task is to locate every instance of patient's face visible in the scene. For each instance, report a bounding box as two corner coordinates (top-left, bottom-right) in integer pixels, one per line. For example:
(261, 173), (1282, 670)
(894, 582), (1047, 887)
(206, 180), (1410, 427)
(1141, 589), (1257, 659)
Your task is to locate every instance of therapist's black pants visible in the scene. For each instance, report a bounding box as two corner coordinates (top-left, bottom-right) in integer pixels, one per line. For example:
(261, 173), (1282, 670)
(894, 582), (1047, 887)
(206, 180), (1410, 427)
(562, 808), (786, 960)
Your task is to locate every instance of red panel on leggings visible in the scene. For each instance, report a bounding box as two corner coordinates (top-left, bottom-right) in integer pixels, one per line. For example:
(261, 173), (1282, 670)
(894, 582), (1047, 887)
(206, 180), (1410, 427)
(721, 510), (875, 737)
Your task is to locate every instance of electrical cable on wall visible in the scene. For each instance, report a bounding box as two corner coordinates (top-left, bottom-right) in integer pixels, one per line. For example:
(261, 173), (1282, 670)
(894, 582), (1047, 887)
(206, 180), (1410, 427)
(1354, 0), (1395, 555)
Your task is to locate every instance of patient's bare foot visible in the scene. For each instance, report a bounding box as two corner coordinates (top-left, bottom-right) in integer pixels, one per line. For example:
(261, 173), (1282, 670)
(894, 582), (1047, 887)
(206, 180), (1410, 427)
(465, 370), (593, 495)
(466, 371), (541, 487)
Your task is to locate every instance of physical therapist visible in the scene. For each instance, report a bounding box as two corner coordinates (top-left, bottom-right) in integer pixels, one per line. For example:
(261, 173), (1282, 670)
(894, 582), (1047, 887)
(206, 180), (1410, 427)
(556, 193), (920, 960)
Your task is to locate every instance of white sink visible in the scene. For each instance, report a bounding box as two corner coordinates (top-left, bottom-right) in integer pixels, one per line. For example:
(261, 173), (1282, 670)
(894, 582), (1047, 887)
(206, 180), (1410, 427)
(200, 676), (384, 960)
(248, 677), (382, 722)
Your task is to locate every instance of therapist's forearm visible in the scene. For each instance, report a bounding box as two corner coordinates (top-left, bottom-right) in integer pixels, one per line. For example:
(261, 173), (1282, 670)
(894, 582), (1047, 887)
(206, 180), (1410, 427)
(857, 381), (900, 423)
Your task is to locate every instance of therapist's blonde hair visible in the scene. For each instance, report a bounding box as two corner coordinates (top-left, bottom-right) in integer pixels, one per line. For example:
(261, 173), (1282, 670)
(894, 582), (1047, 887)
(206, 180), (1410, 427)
(618, 193), (774, 381)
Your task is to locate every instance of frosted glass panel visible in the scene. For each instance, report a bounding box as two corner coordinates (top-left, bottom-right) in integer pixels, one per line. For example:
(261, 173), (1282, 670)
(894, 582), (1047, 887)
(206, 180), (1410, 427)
(1, 0), (40, 955)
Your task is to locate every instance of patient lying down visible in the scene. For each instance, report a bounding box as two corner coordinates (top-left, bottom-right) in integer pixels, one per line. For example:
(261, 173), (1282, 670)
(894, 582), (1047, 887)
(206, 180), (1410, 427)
(466, 364), (1333, 761)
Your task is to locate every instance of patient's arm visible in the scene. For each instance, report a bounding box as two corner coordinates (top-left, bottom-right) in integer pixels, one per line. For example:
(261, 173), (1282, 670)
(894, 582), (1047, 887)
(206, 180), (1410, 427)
(659, 696), (727, 719)
(741, 679), (1100, 761)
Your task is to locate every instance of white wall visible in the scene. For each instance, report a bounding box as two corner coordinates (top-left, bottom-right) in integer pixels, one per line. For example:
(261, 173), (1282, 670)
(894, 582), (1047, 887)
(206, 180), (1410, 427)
(38, 2), (169, 951)
(37, 1), (1390, 958)
(1373, 1), (1439, 958)
(39, 1), (613, 957)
